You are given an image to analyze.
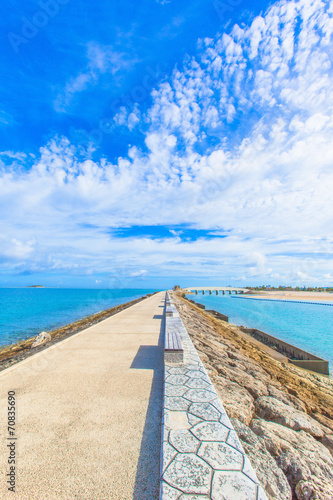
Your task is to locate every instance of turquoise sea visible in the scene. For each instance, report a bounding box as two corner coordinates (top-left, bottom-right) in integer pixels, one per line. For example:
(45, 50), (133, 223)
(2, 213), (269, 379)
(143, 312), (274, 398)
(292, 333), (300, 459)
(0, 288), (158, 346)
(186, 293), (333, 372)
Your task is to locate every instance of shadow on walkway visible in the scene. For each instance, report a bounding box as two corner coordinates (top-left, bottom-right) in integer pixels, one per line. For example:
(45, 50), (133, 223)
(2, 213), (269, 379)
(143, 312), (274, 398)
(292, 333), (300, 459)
(131, 315), (164, 500)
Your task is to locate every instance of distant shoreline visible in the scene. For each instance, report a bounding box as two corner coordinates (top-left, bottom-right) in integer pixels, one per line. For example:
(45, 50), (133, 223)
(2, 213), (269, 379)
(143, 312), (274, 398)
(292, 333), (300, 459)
(246, 290), (333, 302)
(0, 292), (156, 372)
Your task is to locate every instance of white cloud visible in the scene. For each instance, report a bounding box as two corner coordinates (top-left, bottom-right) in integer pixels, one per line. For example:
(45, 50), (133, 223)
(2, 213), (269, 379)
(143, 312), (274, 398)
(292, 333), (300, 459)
(1, 0), (333, 284)
(54, 43), (138, 112)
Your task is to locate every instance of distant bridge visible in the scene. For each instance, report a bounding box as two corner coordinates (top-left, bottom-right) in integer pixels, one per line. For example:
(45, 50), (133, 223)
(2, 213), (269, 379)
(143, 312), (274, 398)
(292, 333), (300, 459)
(183, 286), (249, 295)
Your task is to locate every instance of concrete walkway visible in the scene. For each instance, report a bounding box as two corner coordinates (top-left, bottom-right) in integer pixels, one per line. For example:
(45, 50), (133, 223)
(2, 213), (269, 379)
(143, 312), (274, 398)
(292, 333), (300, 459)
(0, 291), (165, 500)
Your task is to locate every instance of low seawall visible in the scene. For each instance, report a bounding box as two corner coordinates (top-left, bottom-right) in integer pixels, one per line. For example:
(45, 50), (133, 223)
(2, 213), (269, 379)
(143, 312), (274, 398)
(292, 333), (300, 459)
(185, 294), (329, 376)
(239, 327), (329, 376)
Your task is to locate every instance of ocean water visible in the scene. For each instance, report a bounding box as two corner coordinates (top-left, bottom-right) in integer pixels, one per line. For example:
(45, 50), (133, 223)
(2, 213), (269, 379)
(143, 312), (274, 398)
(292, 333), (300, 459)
(187, 293), (333, 371)
(0, 288), (158, 346)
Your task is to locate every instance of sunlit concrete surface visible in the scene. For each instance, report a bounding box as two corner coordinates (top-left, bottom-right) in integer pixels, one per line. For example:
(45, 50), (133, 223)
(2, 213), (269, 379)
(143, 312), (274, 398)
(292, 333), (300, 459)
(0, 292), (165, 500)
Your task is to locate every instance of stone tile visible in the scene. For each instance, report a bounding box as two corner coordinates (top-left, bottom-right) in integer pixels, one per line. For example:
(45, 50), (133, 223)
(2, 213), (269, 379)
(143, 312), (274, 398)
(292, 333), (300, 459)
(219, 413), (233, 428)
(185, 378), (210, 389)
(162, 441), (178, 472)
(163, 453), (212, 495)
(198, 442), (244, 471)
(191, 422), (229, 442)
(186, 365), (204, 371)
(165, 385), (189, 397)
(166, 411), (192, 430)
(257, 485), (268, 500)
(242, 456), (259, 483)
(169, 429), (201, 453)
(183, 389), (217, 403)
(166, 374), (190, 385)
(187, 414), (202, 426)
(211, 470), (258, 500)
(165, 397), (190, 411)
(168, 367), (189, 375)
(161, 481), (182, 499)
(179, 495), (210, 499)
(189, 402), (221, 421)
(187, 370), (206, 379)
(226, 430), (245, 453)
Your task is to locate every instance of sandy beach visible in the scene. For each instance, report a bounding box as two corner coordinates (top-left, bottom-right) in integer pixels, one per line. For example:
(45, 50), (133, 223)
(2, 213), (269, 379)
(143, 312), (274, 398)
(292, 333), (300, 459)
(247, 291), (333, 302)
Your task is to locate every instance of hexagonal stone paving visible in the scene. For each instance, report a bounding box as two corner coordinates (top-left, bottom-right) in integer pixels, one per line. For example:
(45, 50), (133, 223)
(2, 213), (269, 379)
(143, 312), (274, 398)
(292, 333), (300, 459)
(242, 456), (259, 483)
(211, 470), (258, 500)
(165, 385), (189, 397)
(162, 295), (267, 500)
(165, 397), (190, 411)
(185, 378), (210, 389)
(191, 422), (229, 442)
(198, 441), (244, 470)
(226, 430), (244, 453)
(169, 429), (200, 453)
(161, 481), (182, 499)
(183, 389), (217, 403)
(162, 441), (178, 472)
(179, 495), (210, 499)
(164, 453), (212, 495)
(166, 374), (190, 385)
(189, 402), (221, 421)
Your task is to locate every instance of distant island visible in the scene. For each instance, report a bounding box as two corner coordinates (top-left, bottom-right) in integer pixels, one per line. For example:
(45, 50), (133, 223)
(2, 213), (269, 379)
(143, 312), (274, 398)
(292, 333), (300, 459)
(27, 285), (45, 288)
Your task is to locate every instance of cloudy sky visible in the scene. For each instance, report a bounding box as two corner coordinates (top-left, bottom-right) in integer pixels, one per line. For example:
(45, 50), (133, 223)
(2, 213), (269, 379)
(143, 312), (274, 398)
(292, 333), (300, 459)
(0, 0), (332, 288)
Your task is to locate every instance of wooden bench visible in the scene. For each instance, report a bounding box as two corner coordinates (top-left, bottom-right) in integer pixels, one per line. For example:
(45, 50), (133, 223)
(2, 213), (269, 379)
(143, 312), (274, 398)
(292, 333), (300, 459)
(164, 298), (184, 363)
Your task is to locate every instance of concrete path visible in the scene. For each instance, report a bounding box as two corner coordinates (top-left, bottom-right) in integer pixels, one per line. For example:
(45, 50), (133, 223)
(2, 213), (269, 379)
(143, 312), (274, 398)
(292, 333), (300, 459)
(0, 291), (165, 500)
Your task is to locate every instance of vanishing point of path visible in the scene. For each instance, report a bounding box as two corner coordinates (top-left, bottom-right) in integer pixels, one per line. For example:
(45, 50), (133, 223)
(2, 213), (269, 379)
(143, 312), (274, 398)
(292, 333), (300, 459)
(0, 291), (165, 500)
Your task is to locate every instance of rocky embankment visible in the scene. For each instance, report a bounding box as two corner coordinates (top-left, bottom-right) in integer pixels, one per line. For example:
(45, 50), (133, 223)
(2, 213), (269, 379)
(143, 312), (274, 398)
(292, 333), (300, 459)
(174, 294), (333, 500)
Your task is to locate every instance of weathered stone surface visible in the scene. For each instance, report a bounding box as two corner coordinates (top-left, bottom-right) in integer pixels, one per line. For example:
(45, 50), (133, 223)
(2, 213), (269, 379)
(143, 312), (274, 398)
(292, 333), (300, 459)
(295, 476), (333, 500)
(191, 422), (229, 442)
(214, 378), (255, 425)
(311, 412), (333, 433)
(169, 429), (200, 453)
(231, 418), (292, 500)
(215, 363), (269, 399)
(163, 454), (212, 494)
(31, 331), (51, 348)
(322, 434), (333, 455)
(250, 418), (333, 495)
(255, 397), (324, 437)
(211, 470), (258, 499)
(267, 385), (307, 412)
(198, 441), (244, 470)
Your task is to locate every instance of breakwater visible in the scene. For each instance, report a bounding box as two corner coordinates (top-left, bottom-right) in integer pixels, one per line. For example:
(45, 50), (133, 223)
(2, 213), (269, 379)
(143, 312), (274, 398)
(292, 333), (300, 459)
(186, 292), (333, 373)
(175, 293), (333, 500)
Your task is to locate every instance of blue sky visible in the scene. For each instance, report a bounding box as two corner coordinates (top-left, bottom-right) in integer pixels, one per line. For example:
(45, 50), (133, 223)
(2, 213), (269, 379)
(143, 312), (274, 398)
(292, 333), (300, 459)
(0, 0), (333, 288)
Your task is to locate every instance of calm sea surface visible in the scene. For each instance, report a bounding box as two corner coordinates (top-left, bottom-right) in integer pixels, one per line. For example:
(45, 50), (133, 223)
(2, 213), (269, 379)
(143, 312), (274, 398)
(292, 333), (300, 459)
(186, 293), (333, 371)
(0, 288), (158, 346)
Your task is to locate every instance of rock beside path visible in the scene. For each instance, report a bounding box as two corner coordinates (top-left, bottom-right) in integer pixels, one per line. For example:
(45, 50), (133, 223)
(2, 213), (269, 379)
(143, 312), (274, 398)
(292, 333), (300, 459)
(31, 331), (51, 348)
(174, 293), (333, 500)
(255, 396), (325, 437)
